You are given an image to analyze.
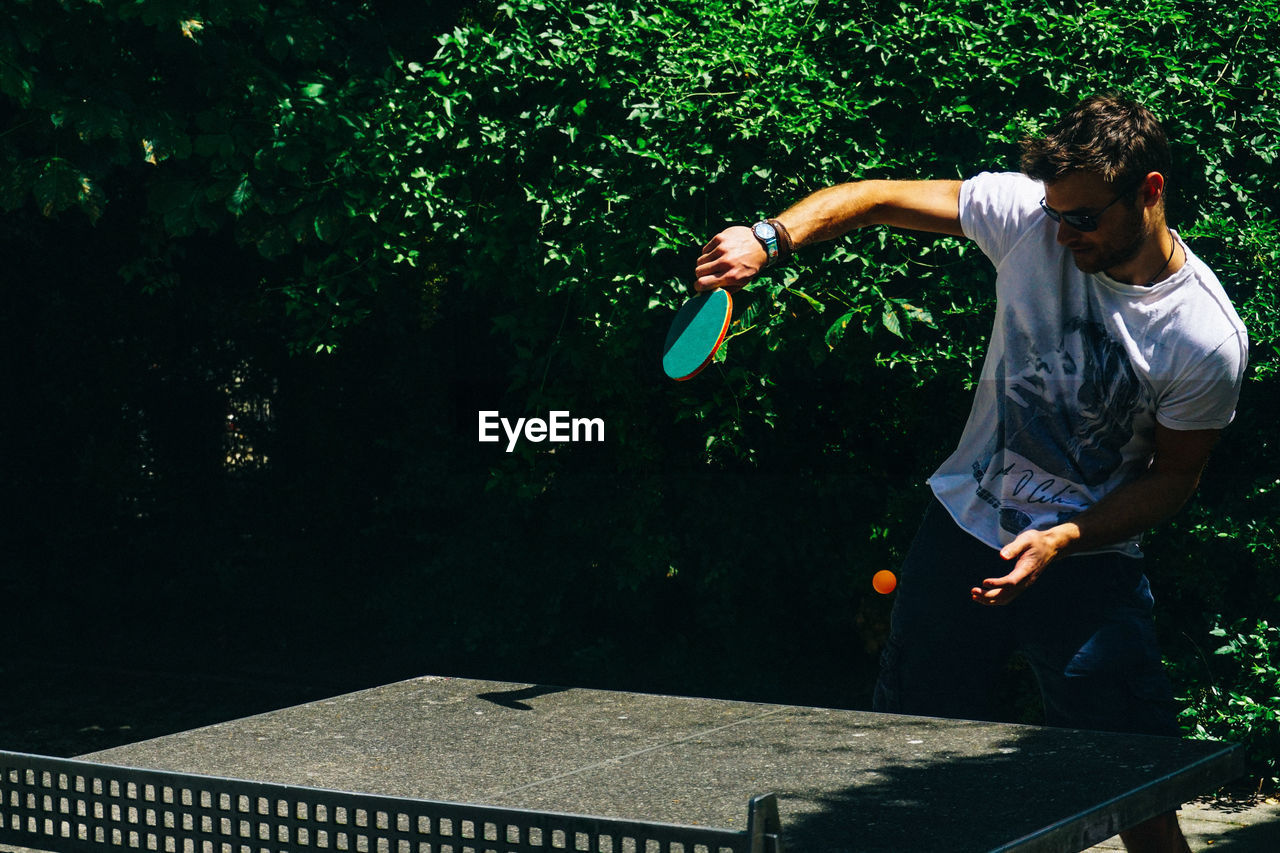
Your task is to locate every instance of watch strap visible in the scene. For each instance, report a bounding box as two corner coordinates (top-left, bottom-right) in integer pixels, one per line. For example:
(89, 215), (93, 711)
(767, 219), (794, 262)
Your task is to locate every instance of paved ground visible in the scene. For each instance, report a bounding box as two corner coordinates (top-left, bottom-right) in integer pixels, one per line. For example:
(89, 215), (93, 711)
(1087, 794), (1280, 851)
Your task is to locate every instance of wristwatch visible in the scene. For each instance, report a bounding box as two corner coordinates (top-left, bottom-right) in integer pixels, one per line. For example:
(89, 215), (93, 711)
(751, 220), (780, 266)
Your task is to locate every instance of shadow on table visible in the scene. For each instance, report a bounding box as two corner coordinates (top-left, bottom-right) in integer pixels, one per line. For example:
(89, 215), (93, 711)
(777, 721), (1238, 853)
(476, 684), (569, 710)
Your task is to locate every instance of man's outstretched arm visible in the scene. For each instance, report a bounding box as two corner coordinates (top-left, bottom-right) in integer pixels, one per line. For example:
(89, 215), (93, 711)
(972, 424), (1222, 606)
(694, 179), (965, 291)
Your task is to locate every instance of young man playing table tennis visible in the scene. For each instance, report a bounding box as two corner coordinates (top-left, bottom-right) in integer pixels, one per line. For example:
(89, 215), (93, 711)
(693, 94), (1247, 853)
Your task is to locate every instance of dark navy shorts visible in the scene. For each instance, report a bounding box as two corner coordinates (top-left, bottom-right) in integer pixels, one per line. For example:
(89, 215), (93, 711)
(872, 499), (1180, 737)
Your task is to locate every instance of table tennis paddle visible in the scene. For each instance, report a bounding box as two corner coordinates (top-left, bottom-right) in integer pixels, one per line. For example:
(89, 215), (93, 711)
(662, 288), (732, 381)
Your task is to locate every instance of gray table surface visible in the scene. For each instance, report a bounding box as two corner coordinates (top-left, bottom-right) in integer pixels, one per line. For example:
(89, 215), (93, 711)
(72, 675), (1240, 852)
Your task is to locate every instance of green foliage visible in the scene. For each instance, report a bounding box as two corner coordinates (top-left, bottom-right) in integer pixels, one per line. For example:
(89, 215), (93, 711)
(1176, 617), (1280, 786)
(372, 0), (1278, 460)
(0, 0), (444, 350)
(347, 0), (1280, 737)
(9, 0), (1275, 374)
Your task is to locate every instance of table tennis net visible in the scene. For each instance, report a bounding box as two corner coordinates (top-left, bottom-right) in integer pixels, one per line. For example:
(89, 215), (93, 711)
(0, 751), (781, 853)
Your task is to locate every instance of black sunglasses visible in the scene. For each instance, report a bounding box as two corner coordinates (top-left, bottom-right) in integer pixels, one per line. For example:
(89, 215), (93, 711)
(1039, 180), (1142, 232)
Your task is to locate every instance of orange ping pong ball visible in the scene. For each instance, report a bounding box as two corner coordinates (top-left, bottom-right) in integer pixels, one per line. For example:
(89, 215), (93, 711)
(872, 570), (897, 595)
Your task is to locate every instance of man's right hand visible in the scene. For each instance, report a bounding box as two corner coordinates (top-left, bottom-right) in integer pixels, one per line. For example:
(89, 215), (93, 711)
(693, 226), (766, 292)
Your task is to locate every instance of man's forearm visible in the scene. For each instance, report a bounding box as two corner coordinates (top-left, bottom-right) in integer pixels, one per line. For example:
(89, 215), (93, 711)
(1043, 467), (1202, 557)
(775, 183), (885, 248)
(776, 180), (965, 248)
(981, 466), (1201, 605)
(979, 425), (1219, 605)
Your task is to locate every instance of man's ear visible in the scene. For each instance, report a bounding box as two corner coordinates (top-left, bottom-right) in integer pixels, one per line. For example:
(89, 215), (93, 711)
(1140, 171), (1166, 208)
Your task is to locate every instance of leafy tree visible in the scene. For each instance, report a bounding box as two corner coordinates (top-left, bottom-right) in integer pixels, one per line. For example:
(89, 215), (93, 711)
(0, 0), (459, 350)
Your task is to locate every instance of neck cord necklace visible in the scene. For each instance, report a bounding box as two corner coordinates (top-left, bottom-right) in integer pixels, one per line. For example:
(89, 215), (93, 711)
(1147, 229), (1179, 285)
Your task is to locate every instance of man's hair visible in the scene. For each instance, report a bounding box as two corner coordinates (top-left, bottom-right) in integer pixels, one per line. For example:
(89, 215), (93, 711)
(1020, 94), (1171, 193)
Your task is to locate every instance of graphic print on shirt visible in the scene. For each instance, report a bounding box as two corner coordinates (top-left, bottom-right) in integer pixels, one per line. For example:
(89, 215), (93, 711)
(970, 315), (1147, 537)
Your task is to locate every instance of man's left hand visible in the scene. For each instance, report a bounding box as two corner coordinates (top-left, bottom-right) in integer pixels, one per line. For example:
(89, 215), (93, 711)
(971, 527), (1074, 606)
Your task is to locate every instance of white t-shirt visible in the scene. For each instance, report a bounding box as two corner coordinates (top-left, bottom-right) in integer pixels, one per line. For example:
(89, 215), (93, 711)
(928, 171), (1249, 557)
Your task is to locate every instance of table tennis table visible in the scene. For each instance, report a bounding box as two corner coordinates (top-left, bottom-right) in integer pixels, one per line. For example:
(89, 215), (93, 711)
(0, 675), (1243, 852)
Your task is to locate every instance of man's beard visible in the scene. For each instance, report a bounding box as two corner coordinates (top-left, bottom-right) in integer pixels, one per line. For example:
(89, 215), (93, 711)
(1068, 208), (1147, 277)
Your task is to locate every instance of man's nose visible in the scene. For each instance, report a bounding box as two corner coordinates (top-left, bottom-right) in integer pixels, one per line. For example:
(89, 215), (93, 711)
(1056, 221), (1081, 245)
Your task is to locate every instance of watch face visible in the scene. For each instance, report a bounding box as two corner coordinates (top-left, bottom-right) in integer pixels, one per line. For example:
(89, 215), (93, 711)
(753, 222), (777, 241)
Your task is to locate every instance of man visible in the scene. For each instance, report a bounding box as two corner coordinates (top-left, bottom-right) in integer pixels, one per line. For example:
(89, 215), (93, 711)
(693, 95), (1248, 853)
